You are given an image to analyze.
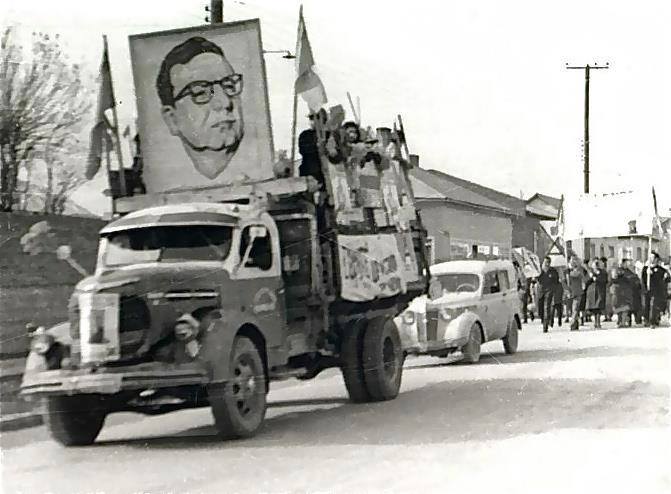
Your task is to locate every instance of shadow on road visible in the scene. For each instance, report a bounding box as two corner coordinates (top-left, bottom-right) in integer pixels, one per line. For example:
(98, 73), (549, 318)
(92, 376), (669, 450)
(406, 345), (668, 370)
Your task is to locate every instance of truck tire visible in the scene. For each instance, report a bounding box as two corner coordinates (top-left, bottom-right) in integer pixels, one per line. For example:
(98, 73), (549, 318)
(462, 323), (482, 363)
(503, 318), (520, 354)
(340, 319), (371, 403)
(44, 394), (106, 446)
(207, 335), (266, 439)
(362, 317), (404, 401)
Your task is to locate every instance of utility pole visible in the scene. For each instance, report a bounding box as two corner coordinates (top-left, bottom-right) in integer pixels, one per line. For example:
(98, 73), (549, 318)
(210, 0), (223, 24)
(566, 62), (609, 260)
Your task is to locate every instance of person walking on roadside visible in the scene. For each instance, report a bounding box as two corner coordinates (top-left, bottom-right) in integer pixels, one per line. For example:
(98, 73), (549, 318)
(550, 266), (567, 327)
(538, 256), (560, 333)
(611, 259), (634, 328)
(585, 258), (608, 329)
(623, 259), (643, 325)
(641, 252), (671, 328)
(581, 259), (591, 323)
(567, 256), (587, 331)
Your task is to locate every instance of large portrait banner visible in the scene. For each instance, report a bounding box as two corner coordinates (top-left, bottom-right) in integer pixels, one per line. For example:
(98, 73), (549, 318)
(130, 20), (274, 193)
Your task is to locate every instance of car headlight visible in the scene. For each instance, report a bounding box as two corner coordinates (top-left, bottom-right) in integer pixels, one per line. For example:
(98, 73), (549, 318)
(402, 311), (415, 325)
(439, 309), (452, 321)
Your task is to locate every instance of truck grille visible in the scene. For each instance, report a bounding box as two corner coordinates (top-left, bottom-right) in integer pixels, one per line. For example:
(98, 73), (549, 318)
(118, 296), (150, 356)
(69, 294), (150, 363)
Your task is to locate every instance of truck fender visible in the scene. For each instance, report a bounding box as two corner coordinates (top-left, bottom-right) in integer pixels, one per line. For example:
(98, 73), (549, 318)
(199, 318), (238, 383)
(24, 321), (72, 372)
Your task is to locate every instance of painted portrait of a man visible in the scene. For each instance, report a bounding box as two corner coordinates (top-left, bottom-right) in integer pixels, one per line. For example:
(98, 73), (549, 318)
(156, 36), (245, 180)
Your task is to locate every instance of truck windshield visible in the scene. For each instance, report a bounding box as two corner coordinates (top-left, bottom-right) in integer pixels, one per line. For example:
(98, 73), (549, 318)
(102, 225), (233, 267)
(435, 273), (481, 293)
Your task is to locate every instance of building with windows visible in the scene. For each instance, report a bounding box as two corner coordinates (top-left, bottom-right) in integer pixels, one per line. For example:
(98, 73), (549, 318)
(410, 168), (559, 263)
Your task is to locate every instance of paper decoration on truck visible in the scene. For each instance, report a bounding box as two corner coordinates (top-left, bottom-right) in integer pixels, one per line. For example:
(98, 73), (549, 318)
(129, 20), (274, 193)
(337, 233), (420, 302)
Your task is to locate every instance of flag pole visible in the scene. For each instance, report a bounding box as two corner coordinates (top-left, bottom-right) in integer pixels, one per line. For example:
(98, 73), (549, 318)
(104, 135), (116, 215)
(103, 35), (127, 199)
(290, 7), (303, 166)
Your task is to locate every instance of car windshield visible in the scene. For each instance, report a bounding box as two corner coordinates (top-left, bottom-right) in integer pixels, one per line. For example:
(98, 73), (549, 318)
(436, 273), (481, 293)
(102, 225), (234, 267)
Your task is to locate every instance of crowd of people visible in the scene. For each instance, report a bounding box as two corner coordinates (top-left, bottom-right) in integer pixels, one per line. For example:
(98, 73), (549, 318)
(520, 252), (671, 332)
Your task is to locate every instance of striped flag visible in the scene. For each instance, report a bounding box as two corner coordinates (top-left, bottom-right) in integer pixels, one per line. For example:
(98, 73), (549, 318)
(85, 40), (115, 180)
(295, 6), (327, 112)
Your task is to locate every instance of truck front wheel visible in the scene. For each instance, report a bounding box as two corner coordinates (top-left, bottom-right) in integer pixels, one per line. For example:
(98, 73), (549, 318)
(362, 317), (404, 401)
(44, 395), (106, 446)
(207, 335), (266, 439)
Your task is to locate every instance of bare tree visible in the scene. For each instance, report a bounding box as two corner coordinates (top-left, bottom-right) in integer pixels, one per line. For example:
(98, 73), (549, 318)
(0, 26), (92, 212)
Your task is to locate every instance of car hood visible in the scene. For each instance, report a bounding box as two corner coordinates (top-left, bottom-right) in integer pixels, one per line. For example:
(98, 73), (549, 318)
(427, 292), (480, 308)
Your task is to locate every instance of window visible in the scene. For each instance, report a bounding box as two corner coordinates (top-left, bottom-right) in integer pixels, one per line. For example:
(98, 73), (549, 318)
(590, 243), (596, 258)
(103, 225), (233, 267)
(636, 247), (642, 261)
(609, 246), (615, 258)
(483, 271), (500, 294)
(599, 244), (605, 257)
(498, 270), (510, 290)
(436, 273), (480, 293)
(239, 225), (272, 270)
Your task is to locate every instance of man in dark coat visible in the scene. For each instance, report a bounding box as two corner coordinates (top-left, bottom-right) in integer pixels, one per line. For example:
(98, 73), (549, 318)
(585, 258), (608, 329)
(298, 112), (325, 186)
(622, 259), (643, 325)
(611, 259), (634, 327)
(641, 252), (671, 328)
(538, 256), (560, 333)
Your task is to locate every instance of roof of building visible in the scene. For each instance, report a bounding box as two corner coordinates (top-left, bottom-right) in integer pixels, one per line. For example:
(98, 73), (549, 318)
(425, 169), (528, 216)
(410, 168), (514, 215)
(527, 193), (562, 210)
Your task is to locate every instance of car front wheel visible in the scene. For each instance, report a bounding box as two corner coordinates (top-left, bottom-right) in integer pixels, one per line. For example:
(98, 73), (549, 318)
(462, 323), (482, 363)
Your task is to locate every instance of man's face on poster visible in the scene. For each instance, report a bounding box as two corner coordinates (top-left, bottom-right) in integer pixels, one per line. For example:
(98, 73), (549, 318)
(160, 44), (244, 179)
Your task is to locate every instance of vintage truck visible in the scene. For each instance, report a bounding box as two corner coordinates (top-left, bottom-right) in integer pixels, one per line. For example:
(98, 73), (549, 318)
(21, 127), (432, 446)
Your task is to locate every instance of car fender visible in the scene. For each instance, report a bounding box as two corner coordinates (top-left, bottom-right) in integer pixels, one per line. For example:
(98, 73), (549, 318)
(445, 311), (481, 345)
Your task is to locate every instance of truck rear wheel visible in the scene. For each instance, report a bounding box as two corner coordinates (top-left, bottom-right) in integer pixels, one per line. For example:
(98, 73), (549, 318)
(362, 317), (404, 401)
(340, 319), (371, 403)
(207, 335), (266, 439)
(44, 395), (106, 446)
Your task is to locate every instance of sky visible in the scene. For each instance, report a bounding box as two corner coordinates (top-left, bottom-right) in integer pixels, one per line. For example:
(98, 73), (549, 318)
(2, 0), (670, 216)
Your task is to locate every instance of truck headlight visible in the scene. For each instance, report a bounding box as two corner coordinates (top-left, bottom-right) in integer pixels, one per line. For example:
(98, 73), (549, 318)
(174, 313), (200, 341)
(402, 311), (415, 325)
(30, 328), (55, 355)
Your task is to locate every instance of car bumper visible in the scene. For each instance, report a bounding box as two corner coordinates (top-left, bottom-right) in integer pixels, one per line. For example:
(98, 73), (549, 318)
(21, 362), (209, 397)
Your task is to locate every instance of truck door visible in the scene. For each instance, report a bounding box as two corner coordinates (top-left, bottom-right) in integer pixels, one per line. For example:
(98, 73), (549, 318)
(232, 222), (286, 349)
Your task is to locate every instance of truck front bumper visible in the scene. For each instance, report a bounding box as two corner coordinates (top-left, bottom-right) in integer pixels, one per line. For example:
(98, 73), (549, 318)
(21, 362), (210, 397)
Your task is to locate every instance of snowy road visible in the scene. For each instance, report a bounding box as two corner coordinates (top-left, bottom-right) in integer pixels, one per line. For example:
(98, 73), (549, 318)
(2, 322), (669, 494)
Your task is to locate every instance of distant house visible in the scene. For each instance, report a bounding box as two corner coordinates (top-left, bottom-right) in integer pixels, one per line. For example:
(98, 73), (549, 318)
(410, 169), (558, 263)
(561, 190), (669, 264)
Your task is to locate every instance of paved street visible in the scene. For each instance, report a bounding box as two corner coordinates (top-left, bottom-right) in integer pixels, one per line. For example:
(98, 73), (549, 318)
(1, 321), (669, 494)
